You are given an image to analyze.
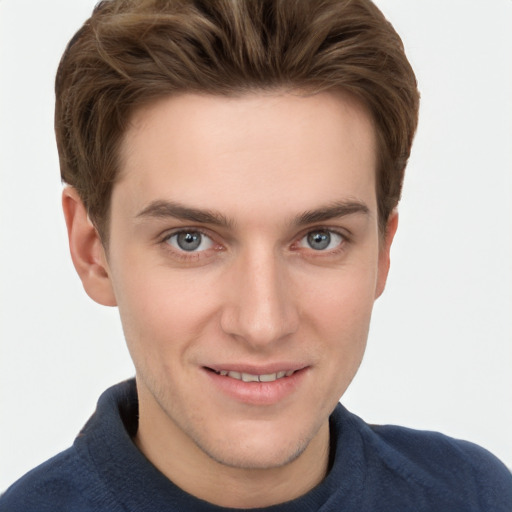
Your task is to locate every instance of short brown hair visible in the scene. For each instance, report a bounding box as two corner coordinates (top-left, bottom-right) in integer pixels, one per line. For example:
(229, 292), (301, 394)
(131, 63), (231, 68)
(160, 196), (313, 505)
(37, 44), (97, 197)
(55, 0), (419, 239)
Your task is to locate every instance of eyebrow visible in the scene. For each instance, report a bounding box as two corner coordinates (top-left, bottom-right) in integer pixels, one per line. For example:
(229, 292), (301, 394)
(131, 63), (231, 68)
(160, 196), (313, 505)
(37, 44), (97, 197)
(136, 200), (233, 228)
(135, 199), (370, 228)
(294, 200), (370, 226)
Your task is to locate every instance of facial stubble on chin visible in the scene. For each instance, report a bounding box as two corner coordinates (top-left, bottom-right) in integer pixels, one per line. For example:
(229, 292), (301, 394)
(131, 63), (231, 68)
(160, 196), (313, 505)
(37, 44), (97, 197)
(140, 370), (331, 472)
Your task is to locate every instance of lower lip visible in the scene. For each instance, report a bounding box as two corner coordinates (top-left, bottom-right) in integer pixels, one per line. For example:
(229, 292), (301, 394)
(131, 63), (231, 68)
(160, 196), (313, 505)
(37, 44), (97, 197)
(203, 368), (309, 406)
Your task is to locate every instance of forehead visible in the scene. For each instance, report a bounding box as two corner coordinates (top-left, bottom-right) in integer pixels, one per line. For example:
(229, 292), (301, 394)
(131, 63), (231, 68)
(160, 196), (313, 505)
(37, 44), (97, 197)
(115, 91), (378, 223)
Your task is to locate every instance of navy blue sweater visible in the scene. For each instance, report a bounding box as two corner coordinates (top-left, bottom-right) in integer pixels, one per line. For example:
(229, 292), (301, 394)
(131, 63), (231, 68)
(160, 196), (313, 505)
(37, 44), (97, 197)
(1, 379), (511, 511)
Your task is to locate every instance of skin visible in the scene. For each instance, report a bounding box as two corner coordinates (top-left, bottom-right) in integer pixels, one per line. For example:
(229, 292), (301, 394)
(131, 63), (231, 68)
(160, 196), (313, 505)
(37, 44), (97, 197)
(63, 90), (398, 508)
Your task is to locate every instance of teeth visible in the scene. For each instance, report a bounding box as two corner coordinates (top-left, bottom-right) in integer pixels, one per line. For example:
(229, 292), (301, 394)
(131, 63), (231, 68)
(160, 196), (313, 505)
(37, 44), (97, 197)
(241, 372), (259, 382)
(217, 370), (295, 382)
(259, 373), (277, 382)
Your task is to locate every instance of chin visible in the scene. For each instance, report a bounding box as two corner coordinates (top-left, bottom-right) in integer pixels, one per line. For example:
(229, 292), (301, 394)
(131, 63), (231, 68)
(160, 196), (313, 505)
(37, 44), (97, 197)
(198, 434), (310, 470)
(189, 412), (327, 471)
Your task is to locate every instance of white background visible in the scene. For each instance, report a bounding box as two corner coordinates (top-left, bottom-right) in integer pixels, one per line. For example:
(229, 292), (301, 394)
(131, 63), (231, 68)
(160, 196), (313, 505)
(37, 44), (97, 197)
(1, 0), (511, 492)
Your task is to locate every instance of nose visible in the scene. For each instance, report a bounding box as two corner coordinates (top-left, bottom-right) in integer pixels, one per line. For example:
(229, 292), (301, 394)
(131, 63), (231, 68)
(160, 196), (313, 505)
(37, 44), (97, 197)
(220, 248), (299, 349)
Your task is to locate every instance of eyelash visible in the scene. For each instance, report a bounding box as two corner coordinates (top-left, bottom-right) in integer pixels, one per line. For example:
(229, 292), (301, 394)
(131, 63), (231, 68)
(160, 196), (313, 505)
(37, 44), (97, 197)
(159, 226), (349, 260)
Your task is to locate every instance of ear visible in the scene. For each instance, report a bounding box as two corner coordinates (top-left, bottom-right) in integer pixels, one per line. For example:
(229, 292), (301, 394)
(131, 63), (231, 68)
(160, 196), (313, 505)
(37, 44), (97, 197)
(375, 210), (399, 299)
(62, 187), (117, 306)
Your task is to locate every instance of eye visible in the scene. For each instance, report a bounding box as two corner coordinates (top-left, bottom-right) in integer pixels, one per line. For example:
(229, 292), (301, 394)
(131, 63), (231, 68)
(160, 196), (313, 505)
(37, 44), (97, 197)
(299, 229), (344, 251)
(165, 230), (214, 252)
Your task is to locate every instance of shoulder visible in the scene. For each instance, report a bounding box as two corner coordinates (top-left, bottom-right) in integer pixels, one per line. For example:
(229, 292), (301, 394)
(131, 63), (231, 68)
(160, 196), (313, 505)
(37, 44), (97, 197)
(374, 421), (509, 470)
(0, 446), (120, 512)
(331, 405), (512, 510)
(356, 413), (512, 509)
(0, 380), (139, 512)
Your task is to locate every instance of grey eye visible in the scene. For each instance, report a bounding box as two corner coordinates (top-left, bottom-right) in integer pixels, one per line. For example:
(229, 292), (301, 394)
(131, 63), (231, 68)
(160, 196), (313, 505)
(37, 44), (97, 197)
(307, 231), (331, 250)
(177, 232), (201, 251)
(299, 230), (343, 251)
(167, 231), (213, 252)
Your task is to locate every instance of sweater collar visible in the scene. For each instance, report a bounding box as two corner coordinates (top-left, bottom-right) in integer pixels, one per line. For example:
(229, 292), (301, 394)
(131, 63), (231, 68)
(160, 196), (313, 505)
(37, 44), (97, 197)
(74, 379), (365, 511)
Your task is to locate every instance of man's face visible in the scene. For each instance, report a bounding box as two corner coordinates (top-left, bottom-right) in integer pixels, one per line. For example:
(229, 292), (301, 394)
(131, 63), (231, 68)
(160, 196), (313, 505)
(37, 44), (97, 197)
(105, 91), (393, 471)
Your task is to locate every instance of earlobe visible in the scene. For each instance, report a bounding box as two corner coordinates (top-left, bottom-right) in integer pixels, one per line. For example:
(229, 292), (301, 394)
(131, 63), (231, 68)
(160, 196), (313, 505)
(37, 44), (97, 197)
(62, 187), (117, 307)
(375, 210), (399, 299)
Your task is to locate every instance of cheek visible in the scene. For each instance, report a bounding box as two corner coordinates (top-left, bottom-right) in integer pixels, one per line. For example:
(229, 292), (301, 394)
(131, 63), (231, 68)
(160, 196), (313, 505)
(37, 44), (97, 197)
(301, 263), (378, 329)
(299, 264), (377, 380)
(112, 263), (221, 357)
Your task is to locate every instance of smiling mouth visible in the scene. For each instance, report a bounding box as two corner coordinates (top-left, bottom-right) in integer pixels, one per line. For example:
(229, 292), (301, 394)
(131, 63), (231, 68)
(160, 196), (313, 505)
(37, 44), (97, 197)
(207, 368), (297, 383)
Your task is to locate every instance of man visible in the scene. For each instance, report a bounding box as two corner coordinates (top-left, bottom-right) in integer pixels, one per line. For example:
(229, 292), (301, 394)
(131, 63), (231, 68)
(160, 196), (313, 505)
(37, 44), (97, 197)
(1, 0), (511, 510)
